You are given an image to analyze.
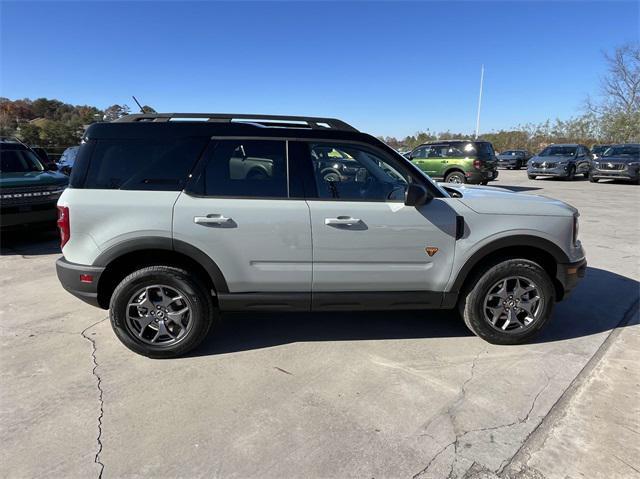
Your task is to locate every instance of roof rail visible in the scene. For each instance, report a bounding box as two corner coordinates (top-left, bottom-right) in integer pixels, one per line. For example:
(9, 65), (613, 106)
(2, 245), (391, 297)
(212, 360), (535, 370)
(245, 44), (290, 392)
(113, 113), (358, 132)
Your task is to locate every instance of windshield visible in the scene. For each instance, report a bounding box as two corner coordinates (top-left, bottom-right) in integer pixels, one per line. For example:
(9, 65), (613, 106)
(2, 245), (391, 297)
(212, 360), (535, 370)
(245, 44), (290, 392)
(592, 146), (609, 155)
(540, 146), (576, 157)
(602, 145), (639, 158)
(0, 148), (45, 173)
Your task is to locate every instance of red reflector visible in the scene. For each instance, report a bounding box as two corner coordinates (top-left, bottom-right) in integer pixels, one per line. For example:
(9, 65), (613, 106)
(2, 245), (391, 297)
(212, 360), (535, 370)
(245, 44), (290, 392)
(80, 274), (93, 284)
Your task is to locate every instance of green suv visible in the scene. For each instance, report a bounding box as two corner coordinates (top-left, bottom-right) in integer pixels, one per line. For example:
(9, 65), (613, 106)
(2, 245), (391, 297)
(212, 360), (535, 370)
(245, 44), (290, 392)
(0, 138), (68, 229)
(406, 140), (499, 184)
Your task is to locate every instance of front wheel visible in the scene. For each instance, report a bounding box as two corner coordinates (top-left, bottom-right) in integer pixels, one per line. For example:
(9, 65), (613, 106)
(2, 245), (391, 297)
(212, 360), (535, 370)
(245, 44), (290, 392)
(527, 174), (537, 180)
(109, 266), (217, 358)
(589, 173), (599, 183)
(514, 161), (522, 170)
(565, 165), (575, 181)
(445, 171), (467, 184)
(458, 259), (555, 345)
(480, 180), (489, 185)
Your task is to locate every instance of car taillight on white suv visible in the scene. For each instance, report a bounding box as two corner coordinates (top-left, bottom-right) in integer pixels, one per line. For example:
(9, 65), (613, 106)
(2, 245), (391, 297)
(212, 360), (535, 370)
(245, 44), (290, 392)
(57, 206), (70, 248)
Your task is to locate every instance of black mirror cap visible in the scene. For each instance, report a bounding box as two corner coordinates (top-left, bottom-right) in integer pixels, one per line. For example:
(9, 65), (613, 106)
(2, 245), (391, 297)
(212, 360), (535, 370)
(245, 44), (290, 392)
(405, 183), (431, 207)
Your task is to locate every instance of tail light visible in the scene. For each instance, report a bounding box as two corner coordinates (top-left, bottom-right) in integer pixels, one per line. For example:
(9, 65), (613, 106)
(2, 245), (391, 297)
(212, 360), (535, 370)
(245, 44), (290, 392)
(473, 159), (483, 169)
(57, 206), (70, 248)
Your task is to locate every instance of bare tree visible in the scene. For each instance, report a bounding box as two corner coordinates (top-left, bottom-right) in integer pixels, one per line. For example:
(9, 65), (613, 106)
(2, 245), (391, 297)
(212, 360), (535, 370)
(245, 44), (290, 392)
(601, 44), (640, 114)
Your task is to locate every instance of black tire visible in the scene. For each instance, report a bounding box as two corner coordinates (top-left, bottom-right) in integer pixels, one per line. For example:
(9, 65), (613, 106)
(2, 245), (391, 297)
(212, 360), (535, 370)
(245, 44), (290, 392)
(589, 173), (599, 183)
(480, 180), (489, 185)
(527, 174), (536, 180)
(109, 266), (217, 358)
(458, 259), (555, 345)
(445, 171), (466, 184)
(514, 161), (522, 170)
(565, 165), (575, 181)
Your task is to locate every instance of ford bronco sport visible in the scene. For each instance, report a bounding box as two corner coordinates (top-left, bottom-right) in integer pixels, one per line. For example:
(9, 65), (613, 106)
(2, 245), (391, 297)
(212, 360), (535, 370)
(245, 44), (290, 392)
(55, 113), (586, 358)
(406, 140), (499, 184)
(1, 138), (68, 229)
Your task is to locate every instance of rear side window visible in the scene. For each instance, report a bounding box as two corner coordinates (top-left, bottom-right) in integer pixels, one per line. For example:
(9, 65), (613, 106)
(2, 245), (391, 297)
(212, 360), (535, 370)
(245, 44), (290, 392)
(476, 142), (495, 159)
(201, 140), (287, 198)
(82, 138), (207, 190)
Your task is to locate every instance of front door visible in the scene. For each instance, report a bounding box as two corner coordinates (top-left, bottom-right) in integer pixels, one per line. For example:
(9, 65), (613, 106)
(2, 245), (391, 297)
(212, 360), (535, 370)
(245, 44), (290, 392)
(300, 142), (457, 303)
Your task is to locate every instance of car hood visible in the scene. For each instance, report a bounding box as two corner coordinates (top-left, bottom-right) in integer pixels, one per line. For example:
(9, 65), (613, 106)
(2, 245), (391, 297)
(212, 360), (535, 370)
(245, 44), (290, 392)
(0, 171), (69, 188)
(531, 155), (574, 162)
(443, 184), (577, 216)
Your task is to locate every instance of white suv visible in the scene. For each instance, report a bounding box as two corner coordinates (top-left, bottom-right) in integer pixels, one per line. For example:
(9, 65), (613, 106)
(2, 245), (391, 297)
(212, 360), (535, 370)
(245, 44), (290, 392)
(56, 113), (586, 358)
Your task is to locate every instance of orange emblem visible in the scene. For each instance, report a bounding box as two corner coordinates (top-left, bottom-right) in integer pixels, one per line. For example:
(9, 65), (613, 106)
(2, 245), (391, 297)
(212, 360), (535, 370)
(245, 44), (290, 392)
(425, 247), (439, 257)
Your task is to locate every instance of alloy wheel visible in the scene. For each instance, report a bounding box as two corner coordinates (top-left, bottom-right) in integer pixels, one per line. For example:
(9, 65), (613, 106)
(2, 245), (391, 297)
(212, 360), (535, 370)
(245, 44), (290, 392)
(482, 276), (543, 332)
(125, 285), (192, 346)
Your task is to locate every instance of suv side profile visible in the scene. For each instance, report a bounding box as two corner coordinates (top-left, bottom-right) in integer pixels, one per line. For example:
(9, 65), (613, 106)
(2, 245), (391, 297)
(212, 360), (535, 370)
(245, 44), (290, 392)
(407, 140), (499, 185)
(56, 113), (586, 358)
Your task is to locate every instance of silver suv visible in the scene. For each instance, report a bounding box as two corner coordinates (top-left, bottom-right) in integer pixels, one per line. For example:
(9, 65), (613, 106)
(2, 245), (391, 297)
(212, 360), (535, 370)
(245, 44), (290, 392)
(55, 113), (586, 358)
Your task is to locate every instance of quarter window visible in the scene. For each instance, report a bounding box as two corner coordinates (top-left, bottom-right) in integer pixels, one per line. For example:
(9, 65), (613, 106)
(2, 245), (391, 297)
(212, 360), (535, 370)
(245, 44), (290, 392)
(309, 143), (408, 201)
(202, 140), (287, 198)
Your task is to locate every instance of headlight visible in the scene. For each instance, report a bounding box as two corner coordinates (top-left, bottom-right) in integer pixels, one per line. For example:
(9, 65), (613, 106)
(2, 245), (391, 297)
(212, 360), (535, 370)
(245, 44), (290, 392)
(628, 161), (639, 166)
(573, 214), (580, 246)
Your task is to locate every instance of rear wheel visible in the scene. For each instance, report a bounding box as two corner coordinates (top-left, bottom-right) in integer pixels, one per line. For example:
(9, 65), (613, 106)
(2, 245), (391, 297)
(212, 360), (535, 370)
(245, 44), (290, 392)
(445, 171), (466, 184)
(480, 180), (489, 185)
(459, 259), (555, 345)
(109, 266), (217, 358)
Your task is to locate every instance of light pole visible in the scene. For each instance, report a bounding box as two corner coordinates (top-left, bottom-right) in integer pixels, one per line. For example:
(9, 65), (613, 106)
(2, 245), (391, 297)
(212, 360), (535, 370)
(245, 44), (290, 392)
(475, 64), (484, 139)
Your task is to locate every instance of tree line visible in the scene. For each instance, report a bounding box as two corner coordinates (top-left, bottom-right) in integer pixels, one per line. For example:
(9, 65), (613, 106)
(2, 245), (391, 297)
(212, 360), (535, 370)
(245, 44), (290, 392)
(0, 99), (155, 147)
(1, 44), (637, 153)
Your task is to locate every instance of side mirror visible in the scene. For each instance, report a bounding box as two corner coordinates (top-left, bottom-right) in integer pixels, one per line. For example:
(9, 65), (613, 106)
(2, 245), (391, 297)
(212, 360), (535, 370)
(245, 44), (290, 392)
(405, 183), (431, 207)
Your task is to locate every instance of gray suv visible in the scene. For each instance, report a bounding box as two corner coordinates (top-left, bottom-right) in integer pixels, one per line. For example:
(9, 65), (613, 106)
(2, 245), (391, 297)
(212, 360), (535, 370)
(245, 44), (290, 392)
(527, 144), (591, 180)
(55, 113), (586, 358)
(589, 144), (640, 184)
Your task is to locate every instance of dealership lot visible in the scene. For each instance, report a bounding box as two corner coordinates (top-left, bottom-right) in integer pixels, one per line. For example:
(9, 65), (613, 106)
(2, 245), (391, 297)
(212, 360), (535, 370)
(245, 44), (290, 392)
(1, 170), (638, 478)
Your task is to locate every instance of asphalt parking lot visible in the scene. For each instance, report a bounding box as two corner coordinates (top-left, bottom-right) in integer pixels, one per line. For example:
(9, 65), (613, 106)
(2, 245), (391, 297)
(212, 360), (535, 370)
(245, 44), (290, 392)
(1, 170), (638, 479)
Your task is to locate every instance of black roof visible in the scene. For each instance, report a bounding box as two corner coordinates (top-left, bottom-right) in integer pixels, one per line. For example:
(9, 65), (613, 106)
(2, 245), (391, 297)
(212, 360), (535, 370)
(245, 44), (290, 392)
(85, 113), (374, 144)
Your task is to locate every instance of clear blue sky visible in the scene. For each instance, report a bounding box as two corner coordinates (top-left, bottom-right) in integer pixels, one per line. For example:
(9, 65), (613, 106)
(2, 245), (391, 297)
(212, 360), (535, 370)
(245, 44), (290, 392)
(1, 1), (638, 137)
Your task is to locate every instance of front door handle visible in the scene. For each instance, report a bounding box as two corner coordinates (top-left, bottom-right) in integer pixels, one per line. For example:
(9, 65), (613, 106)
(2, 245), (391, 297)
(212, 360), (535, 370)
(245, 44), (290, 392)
(325, 216), (361, 226)
(194, 214), (233, 225)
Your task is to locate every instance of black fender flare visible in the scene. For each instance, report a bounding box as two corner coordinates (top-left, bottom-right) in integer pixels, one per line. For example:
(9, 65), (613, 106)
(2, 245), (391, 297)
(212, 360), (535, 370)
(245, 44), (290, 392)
(449, 235), (570, 293)
(93, 237), (229, 293)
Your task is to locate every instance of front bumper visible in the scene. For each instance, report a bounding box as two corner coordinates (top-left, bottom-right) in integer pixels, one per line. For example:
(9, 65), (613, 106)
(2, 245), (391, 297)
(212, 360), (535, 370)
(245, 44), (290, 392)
(556, 257), (587, 299)
(528, 164), (572, 177)
(56, 257), (105, 308)
(498, 160), (520, 168)
(0, 202), (58, 228)
(590, 167), (639, 181)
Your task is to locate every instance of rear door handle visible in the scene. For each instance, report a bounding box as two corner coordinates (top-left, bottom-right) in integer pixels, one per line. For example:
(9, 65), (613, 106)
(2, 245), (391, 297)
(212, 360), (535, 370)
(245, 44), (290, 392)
(194, 214), (233, 225)
(325, 216), (361, 226)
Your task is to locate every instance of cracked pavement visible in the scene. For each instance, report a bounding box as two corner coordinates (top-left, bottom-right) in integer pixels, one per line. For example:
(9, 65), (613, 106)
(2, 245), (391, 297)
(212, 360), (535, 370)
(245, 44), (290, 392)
(1, 170), (638, 478)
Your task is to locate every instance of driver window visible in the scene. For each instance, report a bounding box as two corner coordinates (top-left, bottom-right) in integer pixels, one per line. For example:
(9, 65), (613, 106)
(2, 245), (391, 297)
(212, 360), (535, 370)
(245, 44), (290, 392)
(309, 143), (408, 201)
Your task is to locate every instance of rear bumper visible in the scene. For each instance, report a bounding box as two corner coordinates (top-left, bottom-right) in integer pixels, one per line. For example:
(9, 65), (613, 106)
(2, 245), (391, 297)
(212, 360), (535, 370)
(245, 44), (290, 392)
(56, 257), (105, 308)
(467, 169), (498, 183)
(556, 257), (587, 299)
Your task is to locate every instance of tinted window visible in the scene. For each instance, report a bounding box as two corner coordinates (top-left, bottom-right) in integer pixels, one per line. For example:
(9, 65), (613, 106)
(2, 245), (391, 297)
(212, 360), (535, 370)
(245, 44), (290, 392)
(310, 143), (408, 201)
(475, 142), (495, 159)
(84, 138), (207, 190)
(412, 146), (428, 159)
(0, 147), (44, 173)
(203, 140), (287, 198)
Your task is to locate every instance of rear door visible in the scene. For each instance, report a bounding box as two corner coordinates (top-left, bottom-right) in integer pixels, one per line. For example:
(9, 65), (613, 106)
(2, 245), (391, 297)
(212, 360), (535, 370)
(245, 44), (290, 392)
(297, 141), (457, 304)
(173, 139), (312, 295)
